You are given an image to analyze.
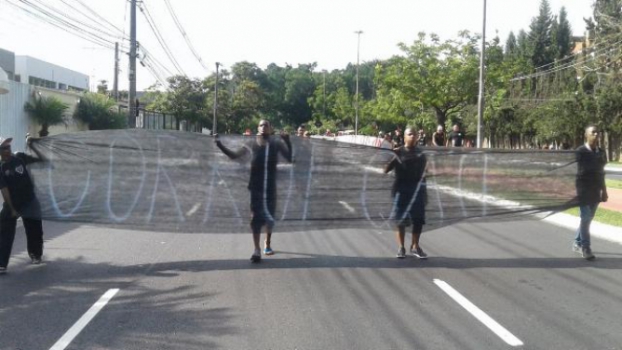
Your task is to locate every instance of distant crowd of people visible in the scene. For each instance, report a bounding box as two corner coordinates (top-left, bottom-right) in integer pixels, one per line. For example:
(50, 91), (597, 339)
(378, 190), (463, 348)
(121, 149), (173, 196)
(378, 124), (474, 148)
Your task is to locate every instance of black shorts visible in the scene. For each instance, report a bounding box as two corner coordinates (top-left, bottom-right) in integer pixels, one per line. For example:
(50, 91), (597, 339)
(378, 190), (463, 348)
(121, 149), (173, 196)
(391, 190), (426, 227)
(250, 190), (277, 228)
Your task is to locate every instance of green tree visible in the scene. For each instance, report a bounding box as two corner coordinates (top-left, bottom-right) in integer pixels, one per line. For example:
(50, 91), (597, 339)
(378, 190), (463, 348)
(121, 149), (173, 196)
(24, 95), (69, 137)
(97, 80), (108, 95)
(73, 93), (126, 130)
(528, 0), (555, 69)
(505, 31), (518, 59)
(552, 7), (573, 60)
(376, 32), (480, 128)
(282, 63), (317, 127)
(162, 75), (208, 130)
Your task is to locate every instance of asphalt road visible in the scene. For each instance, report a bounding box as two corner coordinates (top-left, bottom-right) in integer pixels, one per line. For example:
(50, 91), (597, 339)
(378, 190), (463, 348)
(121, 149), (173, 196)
(1, 219), (622, 350)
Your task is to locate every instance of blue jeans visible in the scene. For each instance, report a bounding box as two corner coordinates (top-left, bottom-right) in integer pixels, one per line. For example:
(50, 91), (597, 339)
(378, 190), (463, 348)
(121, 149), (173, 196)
(575, 203), (599, 248)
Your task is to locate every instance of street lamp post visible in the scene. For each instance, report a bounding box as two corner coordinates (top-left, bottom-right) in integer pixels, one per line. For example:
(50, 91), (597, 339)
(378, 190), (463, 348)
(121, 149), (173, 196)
(476, 0), (487, 148)
(213, 62), (220, 135)
(355, 30), (363, 136)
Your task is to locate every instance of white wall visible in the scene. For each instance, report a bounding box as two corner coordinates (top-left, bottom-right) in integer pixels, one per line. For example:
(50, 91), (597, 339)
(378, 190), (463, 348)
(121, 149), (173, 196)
(15, 56), (89, 91)
(0, 80), (31, 152)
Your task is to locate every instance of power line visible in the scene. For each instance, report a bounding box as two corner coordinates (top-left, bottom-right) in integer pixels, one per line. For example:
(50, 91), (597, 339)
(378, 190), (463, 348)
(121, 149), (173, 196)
(72, 0), (126, 36)
(6, 0), (117, 49)
(162, 0), (208, 71)
(510, 37), (622, 82)
(138, 1), (186, 76)
(26, 0), (124, 42)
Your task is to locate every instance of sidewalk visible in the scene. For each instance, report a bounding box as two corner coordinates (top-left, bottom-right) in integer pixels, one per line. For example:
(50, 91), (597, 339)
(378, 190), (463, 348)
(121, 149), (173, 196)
(599, 187), (622, 212)
(558, 185), (622, 246)
(546, 213), (622, 246)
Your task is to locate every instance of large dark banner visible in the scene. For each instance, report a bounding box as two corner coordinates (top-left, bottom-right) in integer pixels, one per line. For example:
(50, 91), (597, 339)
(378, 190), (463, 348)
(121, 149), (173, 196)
(26, 130), (578, 233)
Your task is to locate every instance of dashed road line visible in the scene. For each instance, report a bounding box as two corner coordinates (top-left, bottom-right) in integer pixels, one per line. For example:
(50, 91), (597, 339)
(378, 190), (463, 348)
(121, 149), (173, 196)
(49, 288), (120, 350)
(433, 279), (524, 347)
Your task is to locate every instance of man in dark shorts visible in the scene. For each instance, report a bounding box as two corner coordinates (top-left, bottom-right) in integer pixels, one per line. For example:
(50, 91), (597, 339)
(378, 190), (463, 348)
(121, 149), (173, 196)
(573, 125), (607, 260)
(447, 124), (464, 147)
(384, 127), (428, 259)
(0, 136), (45, 274)
(432, 125), (445, 147)
(216, 120), (292, 262)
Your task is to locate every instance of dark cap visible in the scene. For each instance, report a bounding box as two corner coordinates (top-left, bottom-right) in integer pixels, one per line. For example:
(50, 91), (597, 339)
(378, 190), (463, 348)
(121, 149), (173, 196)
(0, 137), (13, 147)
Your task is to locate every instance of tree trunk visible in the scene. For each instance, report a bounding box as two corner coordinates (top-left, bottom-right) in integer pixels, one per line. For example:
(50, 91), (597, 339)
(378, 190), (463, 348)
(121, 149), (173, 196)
(434, 107), (446, 129)
(39, 123), (49, 137)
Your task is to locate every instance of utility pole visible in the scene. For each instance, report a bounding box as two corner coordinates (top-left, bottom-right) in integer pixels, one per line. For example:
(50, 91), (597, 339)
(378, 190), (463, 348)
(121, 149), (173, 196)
(323, 70), (327, 120)
(355, 30), (363, 136)
(213, 62), (220, 135)
(113, 42), (119, 101)
(476, 0), (487, 148)
(128, 0), (137, 127)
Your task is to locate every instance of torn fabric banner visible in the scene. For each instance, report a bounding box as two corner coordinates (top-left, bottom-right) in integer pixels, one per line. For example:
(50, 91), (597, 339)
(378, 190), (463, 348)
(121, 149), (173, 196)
(24, 129), (578, 233)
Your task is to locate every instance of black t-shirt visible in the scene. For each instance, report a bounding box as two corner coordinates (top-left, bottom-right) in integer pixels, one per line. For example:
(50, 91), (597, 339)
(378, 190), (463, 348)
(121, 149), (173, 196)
(247, 137), (290, 192)
(417, 135), (427, 147)
(432, 132), (445, 146)
(448, 131), (464, 147)
(217, 136), (292, 193)
(386, 146), (427, 197)
(0, 152), (38, 210)
(575, 144), (607, 205)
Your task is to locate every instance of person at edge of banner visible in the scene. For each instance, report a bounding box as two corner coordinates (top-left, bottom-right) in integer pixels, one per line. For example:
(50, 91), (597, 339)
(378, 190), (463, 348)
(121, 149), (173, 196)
(573, 125), (608, 261)
(446, 124), (464, 147)
(296, 124), (306, 137)
(215, 120), (292, 263)
(432, 125), (445, 147)
(384, 127), (428, 260)
(0, 135), (45, 275)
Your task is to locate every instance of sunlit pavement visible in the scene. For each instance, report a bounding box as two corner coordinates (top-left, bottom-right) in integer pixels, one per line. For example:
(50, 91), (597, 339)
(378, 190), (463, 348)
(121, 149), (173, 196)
(1, 219), (622, 350)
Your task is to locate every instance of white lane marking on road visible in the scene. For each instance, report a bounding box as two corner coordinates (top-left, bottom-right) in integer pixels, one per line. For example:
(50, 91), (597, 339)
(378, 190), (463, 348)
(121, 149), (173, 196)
(433, 279), (524, 347)
(50, 289), (120, 350)
(338, 201), (356, 213)
(186, 202), (201, 217)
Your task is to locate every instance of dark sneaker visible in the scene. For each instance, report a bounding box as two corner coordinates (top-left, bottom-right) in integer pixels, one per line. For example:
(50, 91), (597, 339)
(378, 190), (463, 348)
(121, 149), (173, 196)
(572, 242), (582, 254)
(396, 247), (406, 259)
(250, 250), (261, 263)
(263, 247), (274, 256)
(411, 247), (428, 260)
(0, 266), (6, 274)
(31, 256), (42, 265)
(582, 247), (595, 261)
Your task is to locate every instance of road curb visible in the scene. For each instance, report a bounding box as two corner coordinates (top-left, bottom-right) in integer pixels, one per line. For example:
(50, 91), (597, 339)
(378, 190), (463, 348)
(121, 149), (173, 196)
(545, 213), (622, 246)
(606, 166), (622, 174)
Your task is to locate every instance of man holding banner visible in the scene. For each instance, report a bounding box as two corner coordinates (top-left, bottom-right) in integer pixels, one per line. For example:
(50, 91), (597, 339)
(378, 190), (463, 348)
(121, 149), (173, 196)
(216, 120), (292, 262)
(384, 127), (428, 260)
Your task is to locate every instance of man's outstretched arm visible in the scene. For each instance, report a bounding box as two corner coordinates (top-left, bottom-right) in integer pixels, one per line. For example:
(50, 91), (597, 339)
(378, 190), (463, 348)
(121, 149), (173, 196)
(215, 135), (248, 160)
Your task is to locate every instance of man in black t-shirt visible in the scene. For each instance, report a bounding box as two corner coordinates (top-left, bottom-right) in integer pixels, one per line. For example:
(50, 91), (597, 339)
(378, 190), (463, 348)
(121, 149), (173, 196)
(216, 120), (292, 262)
(416, 129), (427, 147)
(573, 125), (608, 260)
(384, 127), (428, 259)
(447, 124), (464, 147)
(432, 125), (445, 147)
(0, 136), (45, 274)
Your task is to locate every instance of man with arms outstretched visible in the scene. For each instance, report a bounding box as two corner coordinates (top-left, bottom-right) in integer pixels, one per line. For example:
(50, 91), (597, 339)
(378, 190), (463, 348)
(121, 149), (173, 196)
(216, 120), (292, 262)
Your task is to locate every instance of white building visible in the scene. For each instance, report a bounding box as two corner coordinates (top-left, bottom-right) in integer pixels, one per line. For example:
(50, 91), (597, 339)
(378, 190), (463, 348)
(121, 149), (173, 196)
(15, 55), (89, 92)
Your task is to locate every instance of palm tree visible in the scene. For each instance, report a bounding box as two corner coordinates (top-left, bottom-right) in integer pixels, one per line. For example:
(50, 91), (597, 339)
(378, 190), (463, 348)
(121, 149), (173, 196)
(73, 93), (126, 130)
(24, 95), (69, 137)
